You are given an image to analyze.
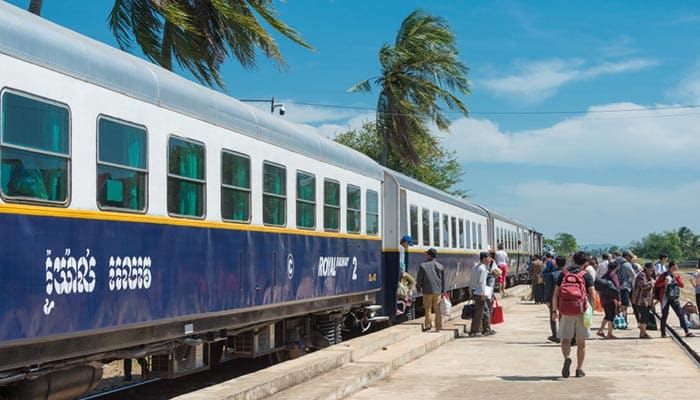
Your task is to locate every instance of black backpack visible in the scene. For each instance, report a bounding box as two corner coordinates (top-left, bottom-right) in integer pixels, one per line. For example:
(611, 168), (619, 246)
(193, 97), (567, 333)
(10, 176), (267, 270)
(666, 272), (680, 300)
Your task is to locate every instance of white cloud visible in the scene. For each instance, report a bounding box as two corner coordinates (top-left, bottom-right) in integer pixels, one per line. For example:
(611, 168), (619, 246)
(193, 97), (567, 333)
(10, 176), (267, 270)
(670, 60), (700, 104)
(440, 103), (700, 168)
(496, 180), (700, 244)
(481, 58), (657, 103)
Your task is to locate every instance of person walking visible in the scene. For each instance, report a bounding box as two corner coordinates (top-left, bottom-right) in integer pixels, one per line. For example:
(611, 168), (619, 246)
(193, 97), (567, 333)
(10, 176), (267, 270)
(552, 251), (596, 378)
(469, 252), (491, 337)
(632, 262), (655, 339)
(657, 261), (694, 338)
(596, 261), (620, 339)
(544, 256), (565, 343)
(531, 255), (544, 304)
(416, 248), (445, 332)
(617, 250), (636, 327)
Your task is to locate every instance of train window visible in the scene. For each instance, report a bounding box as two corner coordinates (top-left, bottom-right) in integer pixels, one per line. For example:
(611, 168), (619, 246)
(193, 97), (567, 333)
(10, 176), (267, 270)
(458, 218), (463, 248)
(263, 162), (286, 226)
(346, 184), (361, 233)
(168, 136), (205, 218)
(1, 91), (69, 204)
(366, 190), (378, 235)
(422, 208), (430, 246)
(450, 216), (457, 248)
(465, 219), (471, 249)
(432, 211), (440, 247)
(410, 204), (419, 242)
(97, 116), (147, 212)
(221, 150), (250, 222)
(442, 215), (449, 247)
(478, 223), (483, 249)
(471, 222), (477, 249)
(296, 171), (315, 229)
(323, 179), (340, 231)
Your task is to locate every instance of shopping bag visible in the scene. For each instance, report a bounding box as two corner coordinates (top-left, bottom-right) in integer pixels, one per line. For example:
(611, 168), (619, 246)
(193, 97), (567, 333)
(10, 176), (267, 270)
(594, 293), (603, 313)
(440, 294), (452, 319)
(613, 312), (627, 329)
(583, 300), (593, 328)
(491, 297), (504, 324)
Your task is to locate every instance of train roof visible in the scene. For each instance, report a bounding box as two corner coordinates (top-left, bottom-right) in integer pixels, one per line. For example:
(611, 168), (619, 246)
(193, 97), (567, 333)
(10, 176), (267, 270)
(488, 210), (530, 230)
(0, 2), (383, 181)
(385, 169), (489, 217)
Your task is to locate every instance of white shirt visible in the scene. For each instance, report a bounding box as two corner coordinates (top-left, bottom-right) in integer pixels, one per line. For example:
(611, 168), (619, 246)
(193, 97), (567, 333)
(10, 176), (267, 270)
(598, 260), (609, 277)
(585, 265), (597, 281)
(655, 262), (667, 276)
(495, 250), (508, 265)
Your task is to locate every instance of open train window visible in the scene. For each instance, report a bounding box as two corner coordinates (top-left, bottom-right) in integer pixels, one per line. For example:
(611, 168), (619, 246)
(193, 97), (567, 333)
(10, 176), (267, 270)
(97, 116), (147, 212)
(263, 161), (286, 226)
(366, 189), (378, 235)
(410, 204), (418, 242)
(451, 217), (457, 248)
(346, 184), (361, 233)
(442, 214), (449, 247)
(296, 170), (315, 229)
(167, 136), (205, 218)
(458, 218), (464, 248)
(221, 150), (250, 223)
(422, 208), (430, 246)
(1, 90), (70, 205)
(323, 179), (340, 231)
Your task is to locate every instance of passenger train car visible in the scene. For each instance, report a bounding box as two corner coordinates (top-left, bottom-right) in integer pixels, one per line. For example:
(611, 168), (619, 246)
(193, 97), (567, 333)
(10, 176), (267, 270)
(0, 3), (541, 399)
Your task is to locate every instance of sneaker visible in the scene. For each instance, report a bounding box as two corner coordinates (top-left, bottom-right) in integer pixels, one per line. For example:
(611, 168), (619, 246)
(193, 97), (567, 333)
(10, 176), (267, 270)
(468, 332), (482, 337)
(686, 332), (695, 337)
(561, 357), (572, 378)
(575, 369), (586, 377)
(483, 330), (497, 336)
(661, 333), (667, 338)
(547, 335), (560, 343)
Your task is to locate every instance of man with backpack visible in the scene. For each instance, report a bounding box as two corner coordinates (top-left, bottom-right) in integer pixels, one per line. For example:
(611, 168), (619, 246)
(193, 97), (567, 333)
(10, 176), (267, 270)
(552, 251), (596, 378)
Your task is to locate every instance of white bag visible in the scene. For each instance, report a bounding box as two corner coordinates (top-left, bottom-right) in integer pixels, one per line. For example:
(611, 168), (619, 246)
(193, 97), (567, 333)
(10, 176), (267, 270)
(689, 313), (700, 329)
(440, 294), (452, 323)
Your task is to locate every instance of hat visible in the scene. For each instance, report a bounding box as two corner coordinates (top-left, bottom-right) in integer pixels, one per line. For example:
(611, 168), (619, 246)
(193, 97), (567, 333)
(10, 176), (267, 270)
(401, 235), (414, 246)
(622, 250), (634, 258)
(425, 248), (437, 258)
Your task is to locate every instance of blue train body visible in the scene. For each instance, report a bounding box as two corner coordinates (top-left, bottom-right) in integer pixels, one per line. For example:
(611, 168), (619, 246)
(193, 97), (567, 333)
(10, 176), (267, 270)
(0, 209), (381, 343)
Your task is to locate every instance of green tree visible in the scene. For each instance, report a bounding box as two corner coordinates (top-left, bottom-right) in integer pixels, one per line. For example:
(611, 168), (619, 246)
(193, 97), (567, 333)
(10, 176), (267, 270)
(543, 233), (578, 256)
(677, 226), (695, 259)
(107, 0), (313, 89)
(348, 10), (470, 166)
(335, 122), (468, 198)
(631, 231), (682, 261)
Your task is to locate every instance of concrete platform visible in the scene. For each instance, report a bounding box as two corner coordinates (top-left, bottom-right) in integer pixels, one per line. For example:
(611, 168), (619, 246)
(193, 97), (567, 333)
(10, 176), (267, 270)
(173, 285), (699, 400)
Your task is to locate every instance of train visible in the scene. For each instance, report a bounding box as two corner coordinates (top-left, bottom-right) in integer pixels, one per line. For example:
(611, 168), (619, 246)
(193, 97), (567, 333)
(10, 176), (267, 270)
(0, 3), (542, 400)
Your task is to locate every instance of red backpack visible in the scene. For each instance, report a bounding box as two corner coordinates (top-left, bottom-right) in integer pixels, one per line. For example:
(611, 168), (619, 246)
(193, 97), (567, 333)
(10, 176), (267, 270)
(558, 269), (588, 316)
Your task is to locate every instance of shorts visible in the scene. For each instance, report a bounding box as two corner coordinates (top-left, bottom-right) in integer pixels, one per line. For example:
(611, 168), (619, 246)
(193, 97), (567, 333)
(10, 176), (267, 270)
(620, 289), (631, 306)
(558, 314), (590, 340)
(636, 305), (652, 325)
(498, 264), (508, 283)
(603, 302), (616, 321)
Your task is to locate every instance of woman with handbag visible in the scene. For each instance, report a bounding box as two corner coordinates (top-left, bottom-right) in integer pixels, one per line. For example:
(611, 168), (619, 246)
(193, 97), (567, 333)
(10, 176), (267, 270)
(657, 262), (694, 338)
(596, 262), (620, 339)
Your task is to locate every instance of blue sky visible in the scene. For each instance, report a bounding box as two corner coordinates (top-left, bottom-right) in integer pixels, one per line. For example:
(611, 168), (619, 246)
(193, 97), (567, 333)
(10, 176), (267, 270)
(6, 0), (700, 246)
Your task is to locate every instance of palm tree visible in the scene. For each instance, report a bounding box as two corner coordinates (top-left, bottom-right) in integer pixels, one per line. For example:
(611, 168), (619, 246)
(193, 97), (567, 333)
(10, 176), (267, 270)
(109, 0), (313, 88)
(348, 10), (470, 166)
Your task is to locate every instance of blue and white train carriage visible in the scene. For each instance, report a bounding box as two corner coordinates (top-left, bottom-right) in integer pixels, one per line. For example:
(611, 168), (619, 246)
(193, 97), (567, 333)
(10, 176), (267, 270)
(0, 3), (386, 398)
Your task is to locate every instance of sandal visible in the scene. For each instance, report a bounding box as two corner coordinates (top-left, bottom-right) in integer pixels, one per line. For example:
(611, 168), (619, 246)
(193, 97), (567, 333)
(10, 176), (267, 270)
(596, 330), (605, 338)
(605, 334), (618, 339)
(639, 333), (652, 339)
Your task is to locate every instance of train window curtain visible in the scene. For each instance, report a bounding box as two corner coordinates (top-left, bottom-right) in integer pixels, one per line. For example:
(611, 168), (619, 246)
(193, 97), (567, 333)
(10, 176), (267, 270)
(97, 117), (147, 211)
(168, 137), (204, 217)
(323, 179), (340, 231)
(263, 162), (286, 225)
(221, 151), (251, 222)
(296, 171), (315, 229)
(1, 91), (69, 203)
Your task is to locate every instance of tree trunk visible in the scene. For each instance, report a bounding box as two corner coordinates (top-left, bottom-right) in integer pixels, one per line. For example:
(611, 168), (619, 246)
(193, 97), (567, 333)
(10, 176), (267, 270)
(28, 0), (43, 15)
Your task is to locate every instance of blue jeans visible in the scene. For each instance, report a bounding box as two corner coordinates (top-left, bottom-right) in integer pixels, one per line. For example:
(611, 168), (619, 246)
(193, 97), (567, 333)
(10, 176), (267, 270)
(661, 298), (689, 333)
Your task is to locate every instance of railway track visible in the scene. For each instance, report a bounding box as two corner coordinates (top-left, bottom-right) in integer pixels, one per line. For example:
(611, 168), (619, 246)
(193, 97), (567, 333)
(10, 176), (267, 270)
(654, 311), (700, 368)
